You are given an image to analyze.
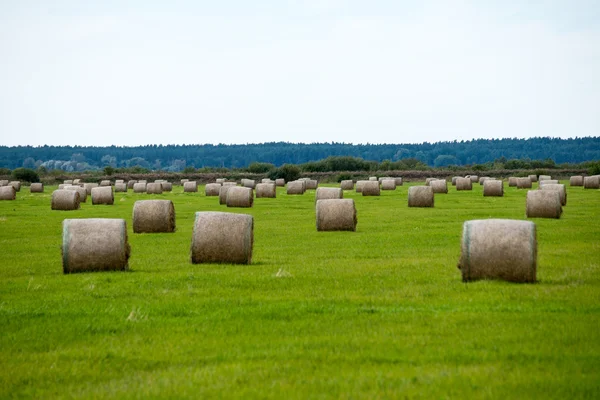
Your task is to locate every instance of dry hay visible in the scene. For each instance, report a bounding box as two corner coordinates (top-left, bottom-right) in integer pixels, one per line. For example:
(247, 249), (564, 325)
(51, 189), (80, 210)
(183, 181), (198, 192)
(340, 180), (354, 190)
(219, 185), (232, 205)
(84, 183), (99, 195)
(64, 180), (73, 185)
(261, 178), (274, 184)
(146, 183), (163, 194)
(395, 177), (403, 186)
(469, 175), (479, 183)
(205, 183), (222, 196)
(483, 180), (504, 197)
(9, 181), (21, 192)
(408, 186), (434, 207)
(381, 179), (396, 190)
(528, 174), (538, 182)
(540, 183), (567, 206)
(458, 219), (536, 283)
(369, 176), (378, 181)
(133, 182), (147, 193)
(181, 179), (189, 185)
(378, 177), (391, 182)
(73, 179), (81, 185)
(355, 180), (368, 193)
(362, 181), (380, 196)
(526, 190), (562, 219)
(0, 186), (16, 200)
(538, 180), (559, 187)
(241, 179), (256, 189)
(583, 176), (600, 189)
(127, 180), (137, 189)
(58, 184), (67, 189)
(305, 179), (318, 190)
(430, 179), (448, 194)
(30, 183), (44, 193)
(569, 176), (583, 186)
(161, 182), (173, 192)
(65, 185), (87, 202)
(316, 199), (357, 231)
(287, 180), (306, 195)
(91, 186), (114, 205)
(517, 178), (532, 189)
(223, 182), (237, 187)
(452, 176), (461, 186)
(62, 218), (130, 273)
(478, 177), (491, 185)
(138, 180), (147, 184)
(0, 180), (8, 186)
(538, 175), (552, 181)
(425, 178), (436, 186)
(256, 183), (276, 198)
(216, 178), (226, 184)
(100, 180), (111, 187)
(455, 178), (472, 191)
(132, 200), (176, 233)
(115, 179), (124, 184)
(190, 212), (253, 264)
(114, 183), (127, 192)
(226, 186), (254, 208)
(508, 177), (518, 187)
(315, 187), (343, 201)
(275, 178), (285, 187)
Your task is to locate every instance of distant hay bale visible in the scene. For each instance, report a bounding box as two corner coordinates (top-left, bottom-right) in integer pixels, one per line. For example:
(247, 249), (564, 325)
(378, 177), (391, 182)
(517, 178), (532, 189)
(127, 180), (137, 189)
(538, 175), (552, 181)
(146, 183), (163, 194)
(114, 183), (127, 192)
(455, 178), (472, 191)
(84, 183), (99, 195)
(526, 190), (562, 219)
(458, 219), (537, 283)
(100, 180), (111, 187)
(91, 186), (114, 205)
(181, 179), (189, 185)
(183, 181), (198, 192)
(408, 186), (434, 207)
(132, 200), (175, 233)
(9, 181), (21, 192)
(62, 218), (130, 273)
(74, 179), (82, 184)
(540, 183), (567, 206)
(161, 182), (172, 192)
(256, 183), (276, 198)
(58, 184), (67, 189)
(369, 176), (378, 181)
(133, 182), (147, 193)
(226, 187), (254, 208)
(381, 179), (396, 190)
(362, 181), (380, 196)
(222, 182), (237, 187)
(261, 178), (274, 184)
(508, 177), (518, 187)
(30, 183), (44, 193)
(0, 186), (16, 200)
(483, 180), (504, 197)
(64, 180), (73, 185)
(0, 180), (8, 186)
(138, 180), (147, 184)
(305, 179), (318, 190)
(115, 179), (124, 184)
(205, 183), (222, 196)
(241, 179), (256, 189)
(452, 176), (461, 186)
(287, 180), (306, 195)
(395, 177), (403, 186)
(315, 187), (343, 201)
(425, 178), (436, 186)
(190, 212), (253, 264)
(430, 179), (448, 194)
(355, 180), (368, 193)
(469, 175), (478, 183)
(528, 175), (538, 182)
(478, 177), (491, 185)
(65, 185), (87, 202)
(219, 185), (232, 205)
(216, 178), (226, 184)
(340, 180), (354, 190)
(316, 199), (357, 231)
(538, 180), (559, 187)
(569, 176), (583, 186)
(51, 189), (80, 210)
(275, 178), (285, 187)
(583, 176), (600, 189)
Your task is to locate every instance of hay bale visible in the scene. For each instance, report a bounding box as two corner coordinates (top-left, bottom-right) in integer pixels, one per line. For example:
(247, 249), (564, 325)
(51, 189), (80, 210)
(100, 180), (111, 187)
(241, 179), (256, 189)
(205, 183), (222, 196)
(287, 180), (305, 195)
(261, 178), (274, 184)
(219, 185), (232, 205)
(355, 180), (368, 193)
(146, 183), (163, 194)
(222, 182), (237, 187)
(62, 218), (130, 273)
(115, 179), (124, 184)
(408, 186), (434, 207)
(469, 175), (478, 183)
(114, 183), (127, 192)
(65, 185), (87, 202)
(0, 186), (16, 200)
(315, 187), (343, 201)
(216, 178), (226, 184)
(538, 180), (559, 187)
(30, 183), (44, 193)
(305, 179), (318, 190)
(316, 199), (357, 231)
(478, 177), (491, 185)
(183, 181), (198, 192)
(584, 176), (600, 189)
(91, 186), (114, 205)
(138, 180), (147, 184)
(161, 182), (172, 192)
(226, 187), (254, 208)
(0, 180), (8, 186)
(132, 200), (176, 233)
(340, 180), (354, 190)
(190, 212), (253, 264)
(84, 183), (99, 195)
(256, 183), (276, 198)
(538, 175), (552, 181)
(458, 219), (536, 283)
(517, 178), (532, 189)
(133, 182), (147, 193)
(275, 179), (285, 187)
(395, 177), (403, 186)
(127, 180), (137, 189)
(451, 176), (461, 186)
(526, 190), (562, 219)
(528, 175), (538, 182)
(483, 180), (504, 197)
(362, 181), (380, 196)
(64, 180), (73, 185)
(425, 178), (436, 186)
(73, 179), (81, 185)
(381, 179), (396, 190)
(569, 176), (583, 186)
(455, 178), (472, 191)
(540, 183), (567, 206)
(369, 176), (378, 181)
(508, 177), (518, 187)
(181, 179), (189, 185)
(9, 181), (21, 192)
(58, 184), (67, 189)
(430, 179), (448, 194)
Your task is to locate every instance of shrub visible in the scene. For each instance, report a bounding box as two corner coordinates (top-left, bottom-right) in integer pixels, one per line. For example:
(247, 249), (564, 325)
(247, 162), (275, 174)
(269, 164), (301, 182)
(11, 168), (40, 183)
(337, 173), (352, 183)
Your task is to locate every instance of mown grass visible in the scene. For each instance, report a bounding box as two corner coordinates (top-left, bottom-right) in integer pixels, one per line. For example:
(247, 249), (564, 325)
(0, 182), (599, 399)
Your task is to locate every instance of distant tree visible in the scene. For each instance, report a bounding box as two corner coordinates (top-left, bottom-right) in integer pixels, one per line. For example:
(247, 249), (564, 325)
(269, 164), (300, 182)
(103, 166), (115, 176)
(0, 168), (11, 175)
(12, 168), (39, 182)
(433, 155), (460, 168)
(183, 166), (196, 173)
(247, 162), (275, 173)
(22, 157), (36, 169)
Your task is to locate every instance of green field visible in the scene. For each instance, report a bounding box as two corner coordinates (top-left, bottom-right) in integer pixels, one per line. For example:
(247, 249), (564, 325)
(1, 182), (599, 399)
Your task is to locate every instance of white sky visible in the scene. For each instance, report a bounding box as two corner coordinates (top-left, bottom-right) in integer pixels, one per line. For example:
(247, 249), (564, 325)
(0, 0), (598, 146)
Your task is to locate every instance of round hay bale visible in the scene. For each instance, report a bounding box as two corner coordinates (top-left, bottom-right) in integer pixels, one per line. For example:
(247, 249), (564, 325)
(355, 180), (368, 193)
(138, 180), (147, 185)
(478, 177), (491, 185)
(114, 182), (127, 192)
(51, 189), (80, 210)
(451, 176), (461, 186)
(91, 186), (114, 205)
(216, 178), (226, 184)
(315, 187), (343, 201)
(408, 186), (434, 207)
(425, 178), (436, 186)
(205, 183), (222, 196)
(381, 179), (396, 191)
(0, 186), (16, 200)
(362, 181), (380, 196)
(9, 181), (21, 192)
(226, 187), (254, 208)
(378, 177), (391, 182)
(219, 185), (232, 205)
(526, 190), (562, 219)
(455, 178), (472, 191)
(115, 179), (124, 184)
(62, 218), (130, 273)
(181, 179), (189, 185)
(287, 180), (305, 195)
(241, 179), (256, 189)
(528, 175), (538, 183)
(100, 180), (111, 187)
(305, 179), (318, 190)
(183, 181), (198, 192)
(223, 182), (237, 187)
(84, 183), (99, 195)
(483, 180), (503, 197)
(275, 178), (285, 187)
(458, 219), (537, 283)
(0, 180), (8, 186)
(538, 180), (559, 187)
(161, 182), (172, 192)
(133, 182), (147, 193)
(30, 183), (44, 193)
(430, 179), (448, 194)
(256, 183), (276, 198)
(584, 176), (600, 189)
(65, 185), (87, 202)
(508, 177), (518, 187)
(64, 180), (73, 185)
(469, 175), (478, 183)
(517, 178), (532, 189)
(73, 179), (81, 185)
(538, 175), (552, 181)
(540, 183), (567, 206)
(146, 183), (163, 194)
(58, 184), (67, 189)
(340, 180), (354, 190)
(368, 176), (378, 181)
(261, 178), (274, 184)
(127, 180), (137, 189)
(569, 176), (583, 186)
(316, 199), (357, 231)
(395, 177), (403, 186)
(190, 212), (253, 264)
(132, 200), (176, 233)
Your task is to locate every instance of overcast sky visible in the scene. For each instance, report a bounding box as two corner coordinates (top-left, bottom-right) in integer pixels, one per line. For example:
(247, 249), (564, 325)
(0, 1), (598, 147)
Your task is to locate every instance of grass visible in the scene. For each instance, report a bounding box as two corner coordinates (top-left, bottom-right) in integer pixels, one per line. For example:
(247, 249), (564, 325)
(0, 181), (599, 399)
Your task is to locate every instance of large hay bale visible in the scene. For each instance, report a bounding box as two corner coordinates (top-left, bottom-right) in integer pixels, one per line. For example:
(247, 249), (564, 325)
(84, 183), (99, 195)
(526, 190), (562, 219)
(9, 181), (21, 192)
(100, 180), (111, 187)
(305, 179), (318, 190)
(65, 185), (87, 202)
(538, 180), (559, 187)
(425, 178), (436, 186)
(469, 175), (478, 183)
(161, 182), (172, 192)
(133, 182), (147, 193)
(51, 189), (80, 210)
(369, 176), (378, 181)
(316, 199), (357, 231)
(0, 186), (16, 200)
(362, 181), (380, 196)
(0, 180), (8, 186)
(508, 177), (518, 187)
(205, 183), (222, 196)
(30, 183), (44, 193)
(190, 212), (253, 264)
(115, 183), (127, 192)
(540, 183), (567, 206)
(127, 180), (137, 189)
(146, 183), (163, 194)
(408, 186), (434, 207)
(483, 180), (503, 197)
(528, 174), (538, 183)
(517, 178), (532, 189)
(241, 179), (256, 189)
(340, 180), (354, 190)
(584, 176), (600, 189)
(569, 176), (583, 186)
(226, 187), (254, 207)
(132, 200), (176, 233)
(183, 181), (198, 192)
(455, 178), (472, 191)
(430, 179), (448, 194)
(62, 218), (130, 273)
(381, 179), (396, 190)
(219, 185), (232, 205)
(91, 186), (114, 205)
(538, 175), (552, 181)
(256, 183), (276, 198)
(395, 177), (403, 186)
(287, 180), (305, 195)
(355, 180), (368, 193)
(315, 187), (343, 201)
(275, 178), (285, 187)
(458, 219), (536, 283)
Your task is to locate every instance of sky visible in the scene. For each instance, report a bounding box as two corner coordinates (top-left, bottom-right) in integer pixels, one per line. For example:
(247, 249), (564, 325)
(0, 0), (598, 147)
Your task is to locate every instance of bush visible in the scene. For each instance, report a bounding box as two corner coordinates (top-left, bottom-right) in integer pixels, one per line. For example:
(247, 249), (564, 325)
(269, 164), (301, 182)
(11, 168), (40, 183)
(337, 173), (353, 182)
(0, 168), (11, 176)
(588, 161), (600, 176)
(247, 162), (275, 174)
